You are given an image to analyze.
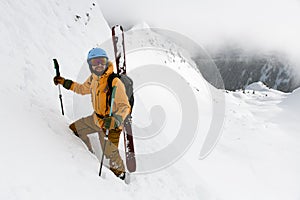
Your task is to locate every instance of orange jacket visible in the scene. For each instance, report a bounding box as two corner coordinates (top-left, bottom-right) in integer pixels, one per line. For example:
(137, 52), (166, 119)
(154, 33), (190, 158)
(70, 62), (131, 129)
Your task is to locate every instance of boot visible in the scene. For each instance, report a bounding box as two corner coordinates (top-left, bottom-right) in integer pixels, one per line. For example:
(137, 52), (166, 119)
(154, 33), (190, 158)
(119, 172), (130, 184)
(69, 123), (79, 137)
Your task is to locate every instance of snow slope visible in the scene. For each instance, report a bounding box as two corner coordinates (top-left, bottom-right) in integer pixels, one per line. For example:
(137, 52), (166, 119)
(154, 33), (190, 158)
(0, 1), (214, 199)
(189, 84), (300, 200)
(1, 1), (300, 200)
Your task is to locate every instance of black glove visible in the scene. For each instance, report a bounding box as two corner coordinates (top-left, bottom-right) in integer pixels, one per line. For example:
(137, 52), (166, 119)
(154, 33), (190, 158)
(103, 116), (121, 130)
(53, 76), (73, 90)
(53, 76), (65, 85)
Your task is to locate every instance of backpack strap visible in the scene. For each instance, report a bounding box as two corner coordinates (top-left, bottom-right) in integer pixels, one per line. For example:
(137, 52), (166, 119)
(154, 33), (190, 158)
(106, 73), (119, 113)
(107, 73), (119, 92)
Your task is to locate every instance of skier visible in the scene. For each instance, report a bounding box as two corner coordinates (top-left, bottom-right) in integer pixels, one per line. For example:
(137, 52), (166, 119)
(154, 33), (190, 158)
(53, 47), (131, 180)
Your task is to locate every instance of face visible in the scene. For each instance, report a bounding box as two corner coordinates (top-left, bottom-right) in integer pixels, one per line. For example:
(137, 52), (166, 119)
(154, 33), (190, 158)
(88, 57), (108, 75)
(91, 64), (106, 73)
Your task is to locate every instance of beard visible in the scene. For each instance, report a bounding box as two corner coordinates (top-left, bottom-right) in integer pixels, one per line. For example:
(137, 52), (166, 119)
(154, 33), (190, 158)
(89, 64), (108, 76)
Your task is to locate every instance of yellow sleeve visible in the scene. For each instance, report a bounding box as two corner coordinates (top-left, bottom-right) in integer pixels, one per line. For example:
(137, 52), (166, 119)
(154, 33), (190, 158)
(70, 75), (92, 95)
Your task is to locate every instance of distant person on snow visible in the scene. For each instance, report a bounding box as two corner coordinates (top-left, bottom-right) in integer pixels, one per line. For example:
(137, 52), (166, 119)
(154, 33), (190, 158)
(53, 48), (131, 180)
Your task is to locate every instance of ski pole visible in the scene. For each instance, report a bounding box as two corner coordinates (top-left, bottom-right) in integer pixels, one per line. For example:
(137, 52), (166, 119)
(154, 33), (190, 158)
(53, 59), (64, 115)
(99, 86), (117, 177)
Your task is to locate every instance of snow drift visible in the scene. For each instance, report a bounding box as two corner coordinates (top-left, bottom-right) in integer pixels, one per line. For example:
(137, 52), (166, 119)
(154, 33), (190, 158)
(1, 1), (300, 200)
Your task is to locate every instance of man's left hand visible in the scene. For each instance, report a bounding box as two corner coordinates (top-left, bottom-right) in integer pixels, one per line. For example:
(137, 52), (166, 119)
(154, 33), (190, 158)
(103, 116), (121, 130)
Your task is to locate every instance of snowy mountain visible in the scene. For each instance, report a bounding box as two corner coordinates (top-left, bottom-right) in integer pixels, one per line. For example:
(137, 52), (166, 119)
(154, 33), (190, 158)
(1, 1), (300, 200)
(99, 0), (300, 93)
(208, 46), (300, 92)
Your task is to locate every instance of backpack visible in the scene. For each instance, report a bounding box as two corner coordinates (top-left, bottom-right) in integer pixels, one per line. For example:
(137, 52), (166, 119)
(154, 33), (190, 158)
(107, 73), (134, 113)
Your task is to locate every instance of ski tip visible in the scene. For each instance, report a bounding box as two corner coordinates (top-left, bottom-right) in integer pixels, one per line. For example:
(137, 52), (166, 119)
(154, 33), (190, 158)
(112, 25), (123, 31)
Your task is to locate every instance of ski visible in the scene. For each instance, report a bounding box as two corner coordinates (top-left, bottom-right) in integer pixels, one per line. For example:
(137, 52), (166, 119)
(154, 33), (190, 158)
(112, 25), (136, 173)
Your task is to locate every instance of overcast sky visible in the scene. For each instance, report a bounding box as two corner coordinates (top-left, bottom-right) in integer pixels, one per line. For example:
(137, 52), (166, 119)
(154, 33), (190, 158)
(98, 0), (300, 64)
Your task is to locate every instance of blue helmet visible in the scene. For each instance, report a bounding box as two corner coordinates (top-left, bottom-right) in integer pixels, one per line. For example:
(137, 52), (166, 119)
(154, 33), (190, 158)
(87, 48), (108, 61)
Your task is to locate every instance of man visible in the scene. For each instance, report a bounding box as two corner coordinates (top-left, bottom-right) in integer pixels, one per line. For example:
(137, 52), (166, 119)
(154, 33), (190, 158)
(53, 47), (131, 180)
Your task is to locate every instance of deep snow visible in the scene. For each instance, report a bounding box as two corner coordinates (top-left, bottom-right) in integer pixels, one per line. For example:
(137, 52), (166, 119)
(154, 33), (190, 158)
(0, 1), (300, 200)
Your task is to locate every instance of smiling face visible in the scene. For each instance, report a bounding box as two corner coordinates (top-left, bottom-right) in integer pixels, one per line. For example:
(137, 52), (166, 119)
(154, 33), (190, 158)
(91, 64), (107, 73)
(88, 57), (108, 76)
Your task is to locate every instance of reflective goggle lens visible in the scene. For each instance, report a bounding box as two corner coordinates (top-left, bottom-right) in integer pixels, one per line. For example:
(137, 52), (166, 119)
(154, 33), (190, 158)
(88, 57), (108, 66)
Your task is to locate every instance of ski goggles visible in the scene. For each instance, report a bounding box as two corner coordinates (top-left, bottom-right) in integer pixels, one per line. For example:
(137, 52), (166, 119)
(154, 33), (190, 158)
(88, 57), (108, 66)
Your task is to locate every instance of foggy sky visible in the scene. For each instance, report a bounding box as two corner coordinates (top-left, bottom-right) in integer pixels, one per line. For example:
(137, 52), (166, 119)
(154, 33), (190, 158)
(98, 0), (300, 67)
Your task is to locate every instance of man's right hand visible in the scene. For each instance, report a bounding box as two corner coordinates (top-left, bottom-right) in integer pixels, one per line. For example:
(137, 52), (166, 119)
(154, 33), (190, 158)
(53, 76), (65, 85)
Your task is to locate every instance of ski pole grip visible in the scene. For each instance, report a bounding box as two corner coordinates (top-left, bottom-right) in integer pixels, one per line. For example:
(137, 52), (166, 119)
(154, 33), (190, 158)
(53, 59), (60, 77)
